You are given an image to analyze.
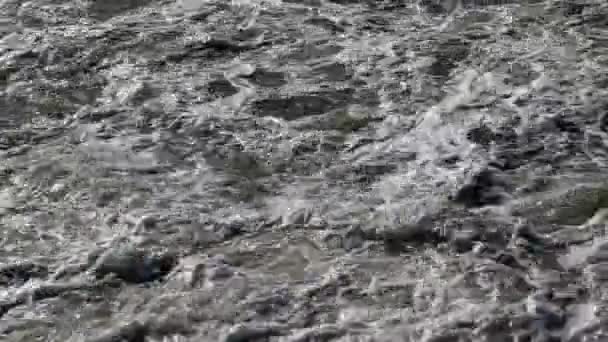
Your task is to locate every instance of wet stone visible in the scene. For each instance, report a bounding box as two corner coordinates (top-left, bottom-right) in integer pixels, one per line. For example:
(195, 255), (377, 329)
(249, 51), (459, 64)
(106, 80), (157, 107)
(328, 109), (377, 133)
(144, 310), (196, 338)
(361, 15), (393, 33)
(583, 240), (608, 264)
(459, 10), (497, 25)
(561, 1), (586, 16)
(304, 16), (346, 33)
(0, 262), (48, 286)
(583, 262), (608, 285)
(492, 144), (545, 171)
(281, 0), (323, 6)
(599, 110), (608, 134)
(452, 168), (507, 208)
(166, 38), (260, 63)
(215, 221), (245, 240)
(85, 0), (156, 21)
(205, 79), (239, 99)
(547, 286), (587, 307)
(368, 281), (416, 307)
(526, 294), (565, 330)
(381, 224), (446, 254)
(87, 321), (149, 342)
(284, 325), (344, 342)
(466, 123), (496, 146)
(352, 162), (398, 184)
(531, 185), (608, 226)
(481, 266), (536, 301)
(177, 222), (243, 248)
(243, 69), (287, 88)
(0, 189), (15, 214)
(439, 154), (462, 168)
(343, 226), (366, 251)
(285, 41), (344, 61)
(492, 125), (519, 145)
(358, 87), (382, 108)
(312, 62), (351, 82)
(168, 256), (206, 288)
(493, 251), (528, 270)
(0, 96), (33, 130)
(449, 230), (480, 253)
(513, 224), (549, 246)
(291, 137), (320, 155)
(203, 144), (269, 179)
(251, 90), (353, 121)
(185, 8), (214, 22)
(427, 38), (470, 78)
(468, 0), (520, 5)
(549, 113), (582, 134)
(504, 62), (541, 87)
(323, 233), (345, 250)
(206, 263), (235, 282)
(419, 0), (458, 14)
(246, 289), (292, 318)
(93, 247), (178, 284)
(325, 0), (367, 5)
(231, 27), (265, 43)
(517, 176), (552, 195)
(222, 323), (285, 342)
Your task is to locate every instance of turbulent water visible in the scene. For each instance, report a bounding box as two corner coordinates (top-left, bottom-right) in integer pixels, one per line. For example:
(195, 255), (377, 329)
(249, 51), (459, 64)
(2, 0), (608, 340)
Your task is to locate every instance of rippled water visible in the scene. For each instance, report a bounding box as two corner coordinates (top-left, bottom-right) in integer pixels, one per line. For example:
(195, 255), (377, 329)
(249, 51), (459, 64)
(2, 0), (608, 341)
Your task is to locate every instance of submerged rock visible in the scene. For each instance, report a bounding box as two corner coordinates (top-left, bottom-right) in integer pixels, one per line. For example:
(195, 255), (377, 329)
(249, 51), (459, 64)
(512, 183), (608, 226)
(86, 0), (157, 21)
(0, 261), (48, 286)
(452, 168), (507, 208)
(87, 320), (149, 342)
(93, 247), (178, 284)
(222, 323), (285, 342)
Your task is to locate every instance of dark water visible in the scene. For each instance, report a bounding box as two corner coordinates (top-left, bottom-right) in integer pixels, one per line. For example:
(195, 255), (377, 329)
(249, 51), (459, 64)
(2, 0), (608, 341)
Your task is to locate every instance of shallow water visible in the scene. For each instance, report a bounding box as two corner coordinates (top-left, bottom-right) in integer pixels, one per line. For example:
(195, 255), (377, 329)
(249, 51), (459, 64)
(2, 0), (608, 341)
